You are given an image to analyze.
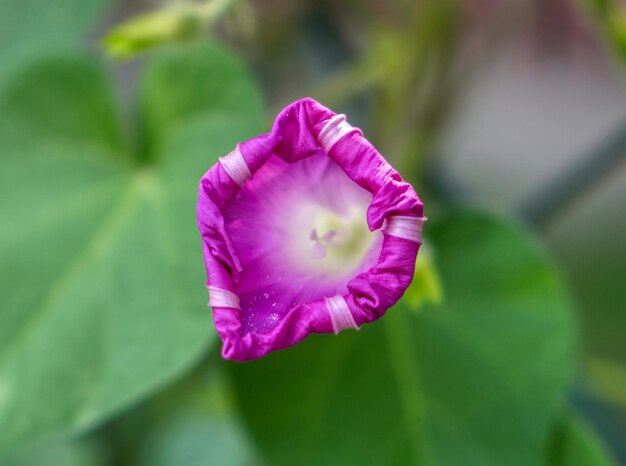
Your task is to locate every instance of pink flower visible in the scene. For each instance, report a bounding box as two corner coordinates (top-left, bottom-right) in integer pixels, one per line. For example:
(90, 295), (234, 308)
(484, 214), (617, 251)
(197, 98), (424, 361)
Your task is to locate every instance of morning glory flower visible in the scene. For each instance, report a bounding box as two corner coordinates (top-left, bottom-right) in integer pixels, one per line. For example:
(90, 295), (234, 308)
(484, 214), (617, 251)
(197, 98), (425, 361)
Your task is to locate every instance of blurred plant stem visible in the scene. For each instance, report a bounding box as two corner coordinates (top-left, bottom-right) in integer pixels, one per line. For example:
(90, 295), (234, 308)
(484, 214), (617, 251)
(383, 308), (433, 466)
(584, 0), (626, 63)
(103, 0), (238, 58)
(518, 118), (626, 229)
(275, 0), (461, 190)
(270, 59), (380, 116)
(369, 0), (459, 187)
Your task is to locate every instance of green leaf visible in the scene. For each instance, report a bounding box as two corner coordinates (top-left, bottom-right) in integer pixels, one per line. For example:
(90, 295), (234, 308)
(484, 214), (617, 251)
(103, 5), (206, 60)
(227, 209), (575, 466)
(0, 0), (104, 54)
(102, 0), (238, 59)
(0, 437), (105, 466)
(107, 353), (259, 466)
(0, 55), (125, 152)
(0, 0), (106, 89)
(549, 414), (616, 466)
(545, 173), (626, 404)
(138, 42), (264, 161)
(584, 0), (626, 65)
(404, 244), (444, 309)
(0, 42), (264, 454)
(138, 416), (255, 466)
(586, 357), (626, 408)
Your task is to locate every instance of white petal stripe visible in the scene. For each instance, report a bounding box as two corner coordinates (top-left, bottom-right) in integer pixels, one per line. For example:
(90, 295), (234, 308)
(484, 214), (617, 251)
(208, 286), (241, 309)
(318, 114), (362, 153)
(384, 215), (426, 243)
(219, 146), (252, 187)
(325, 295), (359, 334)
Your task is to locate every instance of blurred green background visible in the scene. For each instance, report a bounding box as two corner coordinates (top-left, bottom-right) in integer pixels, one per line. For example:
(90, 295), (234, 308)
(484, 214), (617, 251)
(0, 0), (624, 465)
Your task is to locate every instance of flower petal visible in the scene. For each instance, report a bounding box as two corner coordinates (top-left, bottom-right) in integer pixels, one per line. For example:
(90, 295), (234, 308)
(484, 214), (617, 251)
(197, 98), (424, 361)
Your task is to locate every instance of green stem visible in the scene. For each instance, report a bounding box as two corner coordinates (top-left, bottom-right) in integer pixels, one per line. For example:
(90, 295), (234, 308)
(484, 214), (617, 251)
(384, 309), (433, 466)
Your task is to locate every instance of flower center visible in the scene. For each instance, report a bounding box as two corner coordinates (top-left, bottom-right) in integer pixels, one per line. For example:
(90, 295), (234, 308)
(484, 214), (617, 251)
(223, 151), (383, 334)
(288, 203), (379, 278)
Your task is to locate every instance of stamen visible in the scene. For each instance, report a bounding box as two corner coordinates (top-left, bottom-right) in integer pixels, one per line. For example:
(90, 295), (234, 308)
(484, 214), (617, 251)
(297, 206), (377, 275)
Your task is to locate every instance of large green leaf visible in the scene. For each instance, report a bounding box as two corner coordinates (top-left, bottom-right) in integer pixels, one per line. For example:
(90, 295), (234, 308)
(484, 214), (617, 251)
(104, 353), (259, 466)
(550, 414), (616, 466)
(0, 0), (104, 55)
(134, 359), (258, 466)
(228, 209), (575, 466)
(0, 42), (263, 454)
(0, 0), (106, 88)
(138, 41), (264, 160)
(545, 176), (626, 407)
(138, 417), (255, 466)
(0, 437), (105, 466)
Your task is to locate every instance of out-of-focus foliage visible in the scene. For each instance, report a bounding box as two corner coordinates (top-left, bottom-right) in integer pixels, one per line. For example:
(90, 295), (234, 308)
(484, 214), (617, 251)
(0, 0), (623, 464)
(403, 246), (444, 309)
(547, 196), (626, 409)
(0, 42), (263, 454)
(587, 357), (626, 408)
(137, 417), (253, 466)
(0, 0), (103, 51)
(103, 0), (237, 59)
(585, 0), (626, 62)
(0, 438), (105, 466)
(0, 357), (257, 466)
(0, 0), (106, 86)
(104, 359), (259, 466)
(551, 415), (616, 466)
(228, 209), (575, 466)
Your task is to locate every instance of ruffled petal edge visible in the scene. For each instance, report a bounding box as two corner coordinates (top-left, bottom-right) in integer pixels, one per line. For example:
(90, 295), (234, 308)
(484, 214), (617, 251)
(197, 98), (424, 361)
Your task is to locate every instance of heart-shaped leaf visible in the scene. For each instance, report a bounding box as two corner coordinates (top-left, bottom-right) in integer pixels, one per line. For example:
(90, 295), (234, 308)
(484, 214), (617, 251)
(0, 0), (107, 89)
(0, 42), (263, 454)
(228, 209), (575, 466)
